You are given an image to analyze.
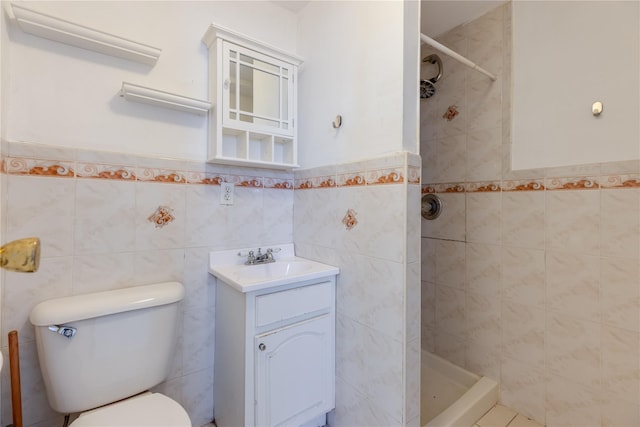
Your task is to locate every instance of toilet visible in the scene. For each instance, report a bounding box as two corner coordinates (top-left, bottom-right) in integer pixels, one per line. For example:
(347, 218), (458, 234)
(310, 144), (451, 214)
(29, 281), (191, 426)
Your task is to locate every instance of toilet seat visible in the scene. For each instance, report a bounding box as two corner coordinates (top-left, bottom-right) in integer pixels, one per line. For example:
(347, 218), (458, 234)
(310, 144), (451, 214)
(70, 392), (191, 427)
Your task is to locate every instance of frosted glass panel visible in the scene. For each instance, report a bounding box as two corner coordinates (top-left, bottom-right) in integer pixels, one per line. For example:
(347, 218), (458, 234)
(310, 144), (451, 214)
(222, 42), (295, 136)
(237, 63), (280, 126)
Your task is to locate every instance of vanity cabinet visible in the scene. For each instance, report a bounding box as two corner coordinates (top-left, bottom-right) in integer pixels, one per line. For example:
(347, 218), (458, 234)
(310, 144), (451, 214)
(202, 24), (303, 170)
(214, 277), (336, 427)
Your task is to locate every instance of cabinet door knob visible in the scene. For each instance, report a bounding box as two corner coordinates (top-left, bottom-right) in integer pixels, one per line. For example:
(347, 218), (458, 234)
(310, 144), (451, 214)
(258, 343), (266, 351)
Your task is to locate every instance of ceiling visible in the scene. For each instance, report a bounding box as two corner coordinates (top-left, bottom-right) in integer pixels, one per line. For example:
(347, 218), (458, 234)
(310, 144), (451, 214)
(421, 1), (505, 37)
(271, 0), (506, 37)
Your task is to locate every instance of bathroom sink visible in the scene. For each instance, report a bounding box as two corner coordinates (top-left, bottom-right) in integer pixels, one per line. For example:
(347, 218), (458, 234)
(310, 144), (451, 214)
(209, 245), (339, 293)
(234, 261), (314, 280)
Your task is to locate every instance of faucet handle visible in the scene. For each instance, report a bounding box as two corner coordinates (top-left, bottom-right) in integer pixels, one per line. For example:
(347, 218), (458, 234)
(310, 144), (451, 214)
(238, 249), (257, 265)
(265, 247), (281, 262)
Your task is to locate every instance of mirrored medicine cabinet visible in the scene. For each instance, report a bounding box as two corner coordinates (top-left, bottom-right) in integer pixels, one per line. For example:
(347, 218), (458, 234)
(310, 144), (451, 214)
(203, 24), (303, 170)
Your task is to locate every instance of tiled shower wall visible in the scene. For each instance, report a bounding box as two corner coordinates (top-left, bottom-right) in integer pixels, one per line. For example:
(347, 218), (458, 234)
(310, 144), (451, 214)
(0, 140), (294, 427)
(420, 4), (640, 427)
(293, 152), (421, 426)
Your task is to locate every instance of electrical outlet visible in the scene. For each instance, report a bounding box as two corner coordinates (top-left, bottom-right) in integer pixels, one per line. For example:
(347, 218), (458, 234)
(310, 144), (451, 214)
(220, 182), (234, 205)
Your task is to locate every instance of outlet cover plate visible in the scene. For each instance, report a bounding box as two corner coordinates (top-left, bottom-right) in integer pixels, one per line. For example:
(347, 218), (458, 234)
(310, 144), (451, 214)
(220, 182), (234, 205)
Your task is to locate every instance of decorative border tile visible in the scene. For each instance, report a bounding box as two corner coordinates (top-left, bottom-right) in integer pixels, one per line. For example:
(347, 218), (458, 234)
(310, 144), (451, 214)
(0, 146), (418, 192)
(408, 166), (421, 184)
(75, 162), (136, 180)
(295, 179), (313, 190)
(6, 157), (74, 177)
(465, 181), (501, 192)
(337, 172), (366, 187)
(599, 174), (640, 189)
(316, 176), (337, 188)
(366, 168), (404, 185)
(545, 177), (599, 191)
(263, 177), (294, 189)
(422, 174), (640, 193)
(234, 176), (263, 188)
(4, 143), (637, 196)
(422, 185), (436, 194)
(295, 175), (336, 189)
(502, 179), (545, 192)
(433, 183), (465, 193)
(1, 142), (299, 191)
(422, 175), (640, 193)
(137, 168), (186, 184)
(183, 171), (225, 185)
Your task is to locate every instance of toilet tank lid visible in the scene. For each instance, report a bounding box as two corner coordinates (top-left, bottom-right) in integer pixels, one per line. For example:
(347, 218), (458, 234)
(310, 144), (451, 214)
(30, 282), (185, 326)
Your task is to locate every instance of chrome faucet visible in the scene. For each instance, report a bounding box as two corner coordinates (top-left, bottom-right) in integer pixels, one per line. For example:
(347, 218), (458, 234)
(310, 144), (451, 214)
(240, 247), (280, 265)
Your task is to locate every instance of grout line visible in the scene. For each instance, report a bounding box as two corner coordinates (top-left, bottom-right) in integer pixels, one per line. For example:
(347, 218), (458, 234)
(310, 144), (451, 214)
(504, 411), (519, 427)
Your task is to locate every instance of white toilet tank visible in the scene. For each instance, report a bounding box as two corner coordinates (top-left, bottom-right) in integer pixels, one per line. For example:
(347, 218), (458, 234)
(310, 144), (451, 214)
(30, 282), (185, 414)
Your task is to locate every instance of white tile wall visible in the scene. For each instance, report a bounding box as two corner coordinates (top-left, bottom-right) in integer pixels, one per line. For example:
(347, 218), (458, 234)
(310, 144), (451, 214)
(0, 148), (422, 426)
(0, 141), (294, 427)
(294, 153), (420, 425)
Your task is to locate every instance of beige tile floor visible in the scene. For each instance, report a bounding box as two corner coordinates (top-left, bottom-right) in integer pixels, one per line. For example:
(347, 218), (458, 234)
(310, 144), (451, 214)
(203, 404), (544, 427)
(476, 404), (545, 427)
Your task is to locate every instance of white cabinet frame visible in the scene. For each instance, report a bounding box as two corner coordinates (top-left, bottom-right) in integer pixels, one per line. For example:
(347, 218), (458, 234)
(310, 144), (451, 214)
(202, 24), (303, 170)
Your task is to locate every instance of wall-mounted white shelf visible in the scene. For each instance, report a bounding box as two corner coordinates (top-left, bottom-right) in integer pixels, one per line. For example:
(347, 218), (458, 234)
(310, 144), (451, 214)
(216, 128), (298, 170)
(120, 82), (211, 116)
(8, 2), (161, 65)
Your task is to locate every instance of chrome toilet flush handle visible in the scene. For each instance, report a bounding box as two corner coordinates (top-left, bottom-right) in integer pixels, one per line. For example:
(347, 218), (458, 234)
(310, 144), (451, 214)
(48, 325), (77, 339)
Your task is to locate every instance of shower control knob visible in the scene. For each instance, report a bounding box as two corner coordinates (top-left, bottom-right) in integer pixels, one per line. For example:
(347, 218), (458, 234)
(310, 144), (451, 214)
(258, 343), (266, 351)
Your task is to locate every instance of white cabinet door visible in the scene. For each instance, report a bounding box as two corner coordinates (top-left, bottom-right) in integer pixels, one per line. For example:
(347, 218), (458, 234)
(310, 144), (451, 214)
(254, 314), (334, 427)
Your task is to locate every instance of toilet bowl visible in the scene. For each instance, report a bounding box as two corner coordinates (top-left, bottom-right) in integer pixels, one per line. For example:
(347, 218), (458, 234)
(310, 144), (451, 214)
(30, 282), (191, 426)
(71, 392), (190, 426)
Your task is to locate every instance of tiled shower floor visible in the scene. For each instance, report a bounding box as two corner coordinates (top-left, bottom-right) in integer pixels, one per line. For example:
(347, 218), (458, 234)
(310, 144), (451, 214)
(476, 404), (545, 427)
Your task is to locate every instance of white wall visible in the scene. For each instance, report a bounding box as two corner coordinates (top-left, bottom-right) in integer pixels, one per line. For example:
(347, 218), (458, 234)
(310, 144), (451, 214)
(4, 1), (297, 160)
(296, 0), (408, 168)
(1, 3), (6, 140)
(0, 6), (4, 424)
(511, 1), (640, 169)
(1, 3), (297, 423)
(402, 0), (420, 155)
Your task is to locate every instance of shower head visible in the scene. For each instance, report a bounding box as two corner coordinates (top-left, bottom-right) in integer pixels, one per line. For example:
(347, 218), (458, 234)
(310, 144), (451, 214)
(420, 53), (443, 99)
(420, 79), (436, 99)
(0, 237), (41, 272)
